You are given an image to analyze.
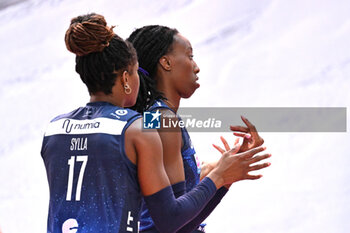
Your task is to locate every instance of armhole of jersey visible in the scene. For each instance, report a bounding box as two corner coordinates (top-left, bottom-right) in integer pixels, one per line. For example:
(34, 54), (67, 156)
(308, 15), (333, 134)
(40, 119), (59, 160)
(40, 136), (48, 160)
(120, 114), (142, 169)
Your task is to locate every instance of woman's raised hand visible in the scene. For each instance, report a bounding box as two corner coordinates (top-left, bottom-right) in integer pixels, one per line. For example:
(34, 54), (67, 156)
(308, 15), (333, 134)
(230, 116), (265, 152)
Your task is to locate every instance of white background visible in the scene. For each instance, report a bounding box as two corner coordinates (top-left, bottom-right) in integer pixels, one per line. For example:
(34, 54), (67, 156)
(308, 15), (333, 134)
(0, 0), (349, 232)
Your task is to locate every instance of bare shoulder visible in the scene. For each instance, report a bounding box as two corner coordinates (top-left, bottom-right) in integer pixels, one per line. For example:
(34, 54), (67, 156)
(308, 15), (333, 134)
(126, 118), (159, 142)
(125, 118), (161, 164)
(158, 108), (181, 133)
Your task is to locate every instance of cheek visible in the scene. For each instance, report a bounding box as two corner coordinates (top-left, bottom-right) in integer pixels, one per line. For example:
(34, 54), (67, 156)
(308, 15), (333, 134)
(174, 61), (193, 85)
(179, 60), (193, 75)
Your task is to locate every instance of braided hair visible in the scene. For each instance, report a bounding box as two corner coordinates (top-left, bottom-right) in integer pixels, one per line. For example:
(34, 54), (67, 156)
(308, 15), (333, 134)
(127, 25), (178, 113)
(65, 13), (137, 95)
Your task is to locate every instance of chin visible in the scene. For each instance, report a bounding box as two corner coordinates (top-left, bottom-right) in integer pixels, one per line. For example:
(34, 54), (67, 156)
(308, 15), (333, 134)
(181, 90), (196, 99)
(184, 85), (200, 98)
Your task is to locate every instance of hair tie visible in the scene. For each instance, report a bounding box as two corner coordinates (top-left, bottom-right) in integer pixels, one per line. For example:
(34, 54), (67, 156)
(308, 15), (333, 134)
(138, 67), (150, 76)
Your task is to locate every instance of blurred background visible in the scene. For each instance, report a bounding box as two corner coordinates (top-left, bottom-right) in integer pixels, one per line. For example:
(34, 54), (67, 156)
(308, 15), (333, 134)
(0, 0), (349, 232)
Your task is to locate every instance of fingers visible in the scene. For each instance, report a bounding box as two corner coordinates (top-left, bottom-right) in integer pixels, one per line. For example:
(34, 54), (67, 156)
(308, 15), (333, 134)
(248, 154), (271, 164)
(244, 153), (271, 180)
(214, 136), (241, 155)
(212, 144), (225, 154)
(240, 146), (266, 159)
(220, 136), (230, 151)
(245, 174), (263, 180)
(233, 133), (253, 146)
(233, 132), (251, 140)
(231, 116), (263, 147)
(230, 125), (249, 133)
(248, 162), (271, 172)
(241, 115), (259, 138)
(241, 115), (257, 132)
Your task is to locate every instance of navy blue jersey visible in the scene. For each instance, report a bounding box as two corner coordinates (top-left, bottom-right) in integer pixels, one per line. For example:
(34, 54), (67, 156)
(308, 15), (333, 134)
(41, 102), (142, 233)
(140, 99), (202, 232)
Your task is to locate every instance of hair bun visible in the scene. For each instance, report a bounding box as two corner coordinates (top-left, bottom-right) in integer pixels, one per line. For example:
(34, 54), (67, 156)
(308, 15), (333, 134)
(65, 13), (115, 56)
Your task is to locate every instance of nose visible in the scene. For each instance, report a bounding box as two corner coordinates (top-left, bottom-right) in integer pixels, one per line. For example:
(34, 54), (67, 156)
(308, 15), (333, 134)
(193, 60), (200, 74)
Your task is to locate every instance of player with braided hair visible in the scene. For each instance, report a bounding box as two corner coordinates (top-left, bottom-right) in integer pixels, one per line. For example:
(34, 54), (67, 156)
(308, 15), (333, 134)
(41, 14), (270, 233)
(127, 25), (268, 233)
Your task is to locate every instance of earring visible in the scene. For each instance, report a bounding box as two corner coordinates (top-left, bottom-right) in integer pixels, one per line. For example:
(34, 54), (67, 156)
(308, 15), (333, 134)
(124, 84), (132, 95)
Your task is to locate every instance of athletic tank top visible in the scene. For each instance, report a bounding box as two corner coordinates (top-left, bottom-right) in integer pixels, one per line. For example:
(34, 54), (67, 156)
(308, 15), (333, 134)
(41, 102), (141, 233)
(139, 99), (202, 231)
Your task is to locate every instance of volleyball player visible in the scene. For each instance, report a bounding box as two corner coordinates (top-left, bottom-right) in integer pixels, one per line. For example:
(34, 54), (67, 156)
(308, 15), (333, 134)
(41, 14), (269, 233)
(127, 26), (268, 233)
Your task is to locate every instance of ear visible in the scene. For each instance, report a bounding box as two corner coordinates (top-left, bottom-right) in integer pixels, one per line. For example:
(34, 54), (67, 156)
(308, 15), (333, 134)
(159, 56), (171, 71)
(120, 70), (129, 86)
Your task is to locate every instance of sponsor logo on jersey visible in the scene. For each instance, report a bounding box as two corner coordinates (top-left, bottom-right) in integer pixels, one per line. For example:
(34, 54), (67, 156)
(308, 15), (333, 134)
(62, 119), (100, 133)
(45, 118), (127, 136)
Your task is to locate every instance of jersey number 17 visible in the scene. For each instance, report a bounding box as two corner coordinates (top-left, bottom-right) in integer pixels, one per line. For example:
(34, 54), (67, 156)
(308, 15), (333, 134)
(66, 155), (88, 201)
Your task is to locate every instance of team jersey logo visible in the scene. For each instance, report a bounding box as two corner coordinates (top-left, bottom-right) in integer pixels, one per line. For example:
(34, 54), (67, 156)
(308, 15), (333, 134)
(143, 110), (161, 129)
(115, 109), (128, 116)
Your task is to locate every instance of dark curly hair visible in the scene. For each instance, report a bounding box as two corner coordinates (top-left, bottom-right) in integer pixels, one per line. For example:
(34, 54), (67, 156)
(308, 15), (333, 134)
(65, 13), (137, 95)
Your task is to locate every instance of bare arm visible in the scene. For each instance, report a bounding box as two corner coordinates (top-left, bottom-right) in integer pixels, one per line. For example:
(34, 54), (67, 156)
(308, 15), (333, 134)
(125, 118), (171, 195)
(157, 109), (185, 186)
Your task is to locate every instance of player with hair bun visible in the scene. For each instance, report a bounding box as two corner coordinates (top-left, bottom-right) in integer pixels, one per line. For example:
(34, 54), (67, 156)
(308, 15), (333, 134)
(41, 14), (269, 233)
(128, 25), (268, 233)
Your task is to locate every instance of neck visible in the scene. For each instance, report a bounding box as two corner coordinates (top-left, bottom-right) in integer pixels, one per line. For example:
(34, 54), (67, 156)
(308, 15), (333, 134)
(157, 87), (180, 113)
(155, 72), (181, 112)
(90, 92), (124, 107)
(163, 98), (180, 113)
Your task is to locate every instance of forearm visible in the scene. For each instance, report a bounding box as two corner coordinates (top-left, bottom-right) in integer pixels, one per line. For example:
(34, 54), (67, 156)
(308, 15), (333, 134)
(144, 177), (217, 233)
(177, 186), (229, 233)
(169, 178), (229, 233)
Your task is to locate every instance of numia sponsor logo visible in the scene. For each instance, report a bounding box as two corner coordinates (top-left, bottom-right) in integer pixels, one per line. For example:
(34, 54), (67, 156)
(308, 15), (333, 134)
(62, 119), (100, 133)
